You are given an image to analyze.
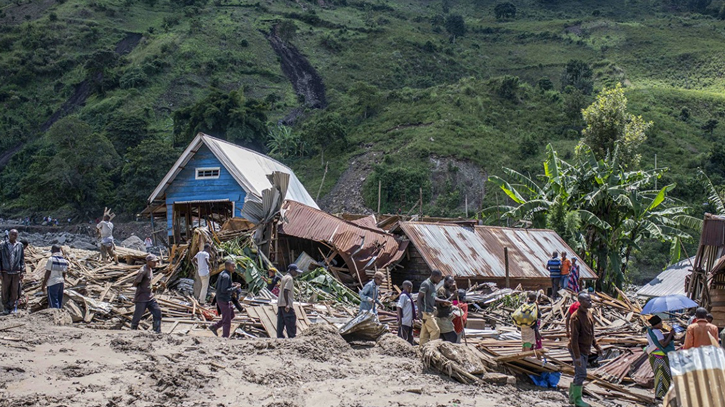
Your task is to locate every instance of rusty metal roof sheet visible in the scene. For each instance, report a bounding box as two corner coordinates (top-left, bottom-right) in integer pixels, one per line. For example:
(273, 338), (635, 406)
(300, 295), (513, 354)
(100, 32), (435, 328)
(398, 222), (597, 280)
(279, 201), (407, 282)
(636, 257), (694, 299)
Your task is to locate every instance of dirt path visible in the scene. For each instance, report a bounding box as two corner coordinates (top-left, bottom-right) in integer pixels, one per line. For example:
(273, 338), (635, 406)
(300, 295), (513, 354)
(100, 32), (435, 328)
(0, 311), (578, 407)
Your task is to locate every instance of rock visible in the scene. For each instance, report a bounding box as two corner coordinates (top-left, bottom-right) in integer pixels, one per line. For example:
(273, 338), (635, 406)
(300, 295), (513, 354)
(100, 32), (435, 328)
(71, 241), (98, 251)
(120, 235), (145, 251)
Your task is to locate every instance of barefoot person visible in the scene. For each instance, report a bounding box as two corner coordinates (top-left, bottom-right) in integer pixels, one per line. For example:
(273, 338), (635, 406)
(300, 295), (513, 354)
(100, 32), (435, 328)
(131, 254), (162, 333)
(42, 245), (68, 309)
(1, 229), (25, 314)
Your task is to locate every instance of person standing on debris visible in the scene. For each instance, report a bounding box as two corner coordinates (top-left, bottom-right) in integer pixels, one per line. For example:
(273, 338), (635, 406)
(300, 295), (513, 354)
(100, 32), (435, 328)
(131, 254), (162, 333)
(192, 244), (212, 305)
(565, 299), (580, 338)
(265, 267), (281, 296)
(397, 280), (416, 345)
(277, 264), (300, 339)
(568, 258), (581, 293)
(359, 271), (384, 314)
(42, 245), (69, 309)
(569, 292), (602, 407)
(646, 315), (675, 400)
(545, 251), (562, 299)
(209, 259), (240, 338)
(417, 269), (446, 345)
(0, 229), (25, 314)
(560, 252), (571, 290)
(514, 292), (541, 352)
(144, 237), (153, 253)
(683, 307), (719, 349)
(452, 289), (469, 344)
(96, 215), (117, 264)
(436, 276), (458, 343)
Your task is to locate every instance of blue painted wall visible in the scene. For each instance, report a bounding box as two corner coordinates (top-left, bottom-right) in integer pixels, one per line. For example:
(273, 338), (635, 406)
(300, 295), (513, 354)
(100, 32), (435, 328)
(165, 145), (246, 235)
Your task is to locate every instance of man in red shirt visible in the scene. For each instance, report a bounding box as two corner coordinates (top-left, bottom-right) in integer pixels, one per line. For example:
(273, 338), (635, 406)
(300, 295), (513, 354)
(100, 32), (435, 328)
(452, 289), (468, 343)
(566, 301), (580, 338)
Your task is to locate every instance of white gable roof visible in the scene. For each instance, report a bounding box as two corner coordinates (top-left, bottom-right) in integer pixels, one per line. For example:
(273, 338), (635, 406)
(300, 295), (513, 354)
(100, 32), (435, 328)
(148, 133), (319, 216)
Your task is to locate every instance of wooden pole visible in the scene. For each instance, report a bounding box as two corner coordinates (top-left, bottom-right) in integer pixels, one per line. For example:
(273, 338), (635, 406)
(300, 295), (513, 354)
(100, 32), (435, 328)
(504, 246), (510, 288)
(377, 180), (382, 214)
(316, 161), (328, 202)
(419, 187), (423, 218)
(465, 195), (468, 218)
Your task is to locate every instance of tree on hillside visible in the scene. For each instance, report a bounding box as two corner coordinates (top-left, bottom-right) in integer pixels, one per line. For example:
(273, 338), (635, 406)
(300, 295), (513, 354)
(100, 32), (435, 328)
(688, 0), (712, 12)
(561, 59), (593, 95)
(581, 83), (651, 168)
(172, 89), (268, 149)
(494, 3), (516, 20)
(484, 144), (692, 292)
(21, 117), (119, 214)
(276, 20), (297, 43)
(702, 119), (718, 138)
(104, 112), (149, 154)
(120, 137), (179, 212)
(445, 14), (466, 39)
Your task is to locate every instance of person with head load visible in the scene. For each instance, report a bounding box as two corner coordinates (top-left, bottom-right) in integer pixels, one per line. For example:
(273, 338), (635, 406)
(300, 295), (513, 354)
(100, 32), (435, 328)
(546, 251), (562, 299)
(192, 244), (212, 304)
(359, 271), (385, 314)
(96, 215), (117, 264)
(436, 276), (458, 343)
(397, 280), (416, 345)
(131, 254), (162, 333)
(209, 259), (241, 338)
(0, 229), (25, 314)
(646, 315), (675, 400)
(568, 292), (602, 407)
(42, 245), (68, 309)
(683, 307), (719, 349)
(276, 264), (300, 338)
(416, 270), (448, 346)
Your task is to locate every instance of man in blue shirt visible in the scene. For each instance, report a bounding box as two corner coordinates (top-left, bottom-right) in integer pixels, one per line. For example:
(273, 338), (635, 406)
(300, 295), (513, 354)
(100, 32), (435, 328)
(359, 271), (384, 314)
(546, 251), (562, 300)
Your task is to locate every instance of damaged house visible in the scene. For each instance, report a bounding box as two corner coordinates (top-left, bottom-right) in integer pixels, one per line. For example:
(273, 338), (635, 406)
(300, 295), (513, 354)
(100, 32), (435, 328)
(146, 133), (318, 243)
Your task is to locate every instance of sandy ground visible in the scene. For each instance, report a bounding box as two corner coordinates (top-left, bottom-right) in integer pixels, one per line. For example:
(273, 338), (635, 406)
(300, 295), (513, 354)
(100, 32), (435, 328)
(0, 310), (633, 407)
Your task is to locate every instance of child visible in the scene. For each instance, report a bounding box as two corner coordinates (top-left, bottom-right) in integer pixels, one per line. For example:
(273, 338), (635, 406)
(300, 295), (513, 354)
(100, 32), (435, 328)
(396, 280), (416, 345)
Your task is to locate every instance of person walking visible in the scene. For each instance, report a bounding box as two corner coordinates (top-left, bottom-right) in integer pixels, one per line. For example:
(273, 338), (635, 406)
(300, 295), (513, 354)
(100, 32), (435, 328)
(359, 271), (384, 314)
(42, 245), (68, 309)
(0, 229), (25, 314)
(546, 252), (562, 299)
(131, 254), (162, 333)
(568, 258), (581, 293)
(560, 252), (571, 290)
(683, 307), (719, 349)
(396, 280), (416, 345)
(569, 292), (602, 407)
(514, 292), (541, 352)
(96, 215), (117, 264)
(416, 270), (446, 346)
(192, 244), (212, 305)
(436, 276), (458, 343)
(277, 264), (300, 338)
(646, 315), (675, 401)
(209, 259), (240, 338)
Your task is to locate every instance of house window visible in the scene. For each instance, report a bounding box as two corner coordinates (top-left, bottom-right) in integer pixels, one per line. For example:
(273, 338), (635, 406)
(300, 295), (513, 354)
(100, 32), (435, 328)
(195, 167), (220, 179)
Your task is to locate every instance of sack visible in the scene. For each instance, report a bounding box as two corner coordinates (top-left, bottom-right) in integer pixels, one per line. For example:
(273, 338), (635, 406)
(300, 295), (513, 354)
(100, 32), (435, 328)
(512, 303), (538, 327)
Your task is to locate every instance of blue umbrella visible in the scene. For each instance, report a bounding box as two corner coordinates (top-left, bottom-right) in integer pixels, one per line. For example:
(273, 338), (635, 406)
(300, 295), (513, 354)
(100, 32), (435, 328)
(640, 294), (698, 315)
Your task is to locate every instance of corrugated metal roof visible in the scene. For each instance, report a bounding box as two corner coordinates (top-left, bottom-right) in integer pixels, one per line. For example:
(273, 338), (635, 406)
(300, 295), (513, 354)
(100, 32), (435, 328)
(279, 201), (407, 282)
(668, 346), (725, 407)
(398, 222), (597, 280)
(635, 257), (694, 299)
(148, 133), (318, 222)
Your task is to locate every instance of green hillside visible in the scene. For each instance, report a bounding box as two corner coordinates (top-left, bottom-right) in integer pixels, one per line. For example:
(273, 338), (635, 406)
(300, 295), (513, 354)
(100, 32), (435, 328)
(2, 0), (725, 279)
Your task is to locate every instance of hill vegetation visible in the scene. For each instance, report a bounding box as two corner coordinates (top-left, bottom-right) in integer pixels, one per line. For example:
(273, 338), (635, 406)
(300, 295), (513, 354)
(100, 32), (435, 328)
(2, 0), (725, 281)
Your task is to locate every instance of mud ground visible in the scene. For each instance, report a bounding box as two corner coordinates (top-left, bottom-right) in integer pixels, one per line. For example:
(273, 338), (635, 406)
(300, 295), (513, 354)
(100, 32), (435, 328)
(0, 309), (623, 407)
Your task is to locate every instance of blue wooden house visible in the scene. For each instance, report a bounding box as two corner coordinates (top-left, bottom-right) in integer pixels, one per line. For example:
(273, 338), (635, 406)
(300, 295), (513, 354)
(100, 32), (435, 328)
(147, 133), (318, 243)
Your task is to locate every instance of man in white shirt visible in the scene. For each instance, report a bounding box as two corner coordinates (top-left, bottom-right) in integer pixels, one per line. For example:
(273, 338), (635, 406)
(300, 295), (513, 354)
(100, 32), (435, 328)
(192, 244), (212, 304)
(277, 264), (300, 338)
(96, 215), (117, 264)
(397, 280), (416, 345)
(42, 245), (69, 309)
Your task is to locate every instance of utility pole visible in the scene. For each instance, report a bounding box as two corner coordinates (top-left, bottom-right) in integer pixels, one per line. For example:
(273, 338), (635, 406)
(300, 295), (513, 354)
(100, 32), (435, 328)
(377, 180), (382, 214)
(465, 195), (468, 218)
(654, 154), (658, 190)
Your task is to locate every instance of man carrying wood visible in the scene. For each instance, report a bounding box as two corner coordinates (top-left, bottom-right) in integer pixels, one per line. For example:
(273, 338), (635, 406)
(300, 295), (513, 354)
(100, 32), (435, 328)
(359, 271), (384, 314)
(568, 292), (602, 407)
(96, 215), (117, 264)
(192, 244), (212, 304)
(131, 254), (162, 333)
(42, 245), (68, 309)
(209, 259), (240, 338)
(417, 269), (446, 346)
(0, 229), (24, 314)
(277, 263), (300, 339)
